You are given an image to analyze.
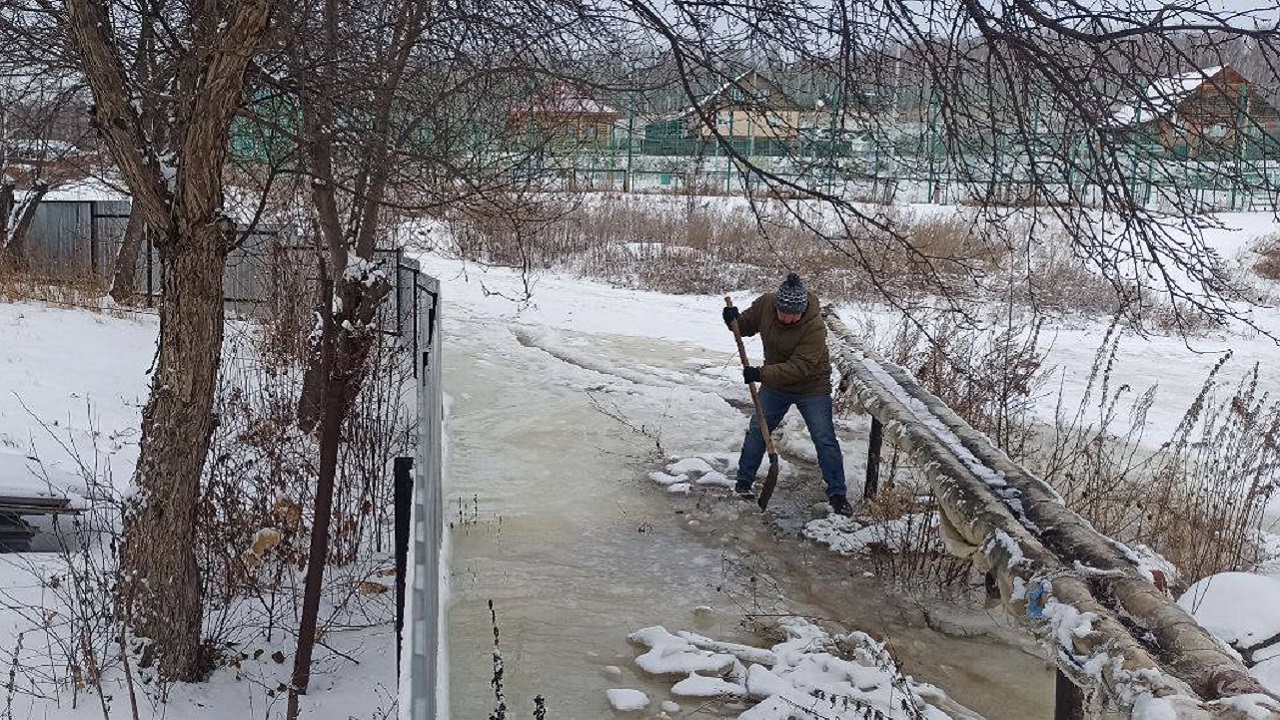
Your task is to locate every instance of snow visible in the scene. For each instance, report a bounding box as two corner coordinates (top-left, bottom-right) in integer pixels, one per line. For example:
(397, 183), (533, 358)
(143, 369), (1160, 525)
(38, 177), (131, 203)
(804, 513), (938, 555)
(1112, 66), (1225, 127)
(628, 625), (739, 676)
(671, 672), (747, 696)
(606, 687), (650, 711)
(648, 470), (687, 485)
(1178, 572), (1280, 650)
(629, 618), (959, 719)
(1208, 694), (1280, 719)
(694, 470), (734, 487)
(666, 457), (714, 475)
(0, 303), (156, 496)
(7, 198), (1280, 717)
(1041, 597), (1098, 651)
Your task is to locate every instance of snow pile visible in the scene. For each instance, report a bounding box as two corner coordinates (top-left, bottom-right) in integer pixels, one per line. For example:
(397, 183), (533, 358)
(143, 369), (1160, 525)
(652, 453), (758, 492)
(1178, 572), (1280, 648)
(626, 618), (958, 719)
(805, 513), (939, 555)
(627, 625), (740, 676)
(606, 688), (650, 711)
(1177, 572), (1280, 694)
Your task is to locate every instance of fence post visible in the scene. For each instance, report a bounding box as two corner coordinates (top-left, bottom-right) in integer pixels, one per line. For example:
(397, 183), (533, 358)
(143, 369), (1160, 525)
(394, 455), (414, 676)
(1054, 670), (1085, 720)
(864, 417), (883, 499)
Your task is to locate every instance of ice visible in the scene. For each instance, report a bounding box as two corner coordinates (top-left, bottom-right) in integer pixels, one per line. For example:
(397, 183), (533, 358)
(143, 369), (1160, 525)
(671, 672), (747, 697)
(694, 470), (734, 488)
(628, 626), (738, 676)
(606, 688), (650, 711)
(667, 457), (714, 475)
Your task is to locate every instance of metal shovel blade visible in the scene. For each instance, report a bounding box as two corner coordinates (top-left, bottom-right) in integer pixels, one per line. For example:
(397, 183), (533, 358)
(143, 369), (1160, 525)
(757, 453), (779, 511)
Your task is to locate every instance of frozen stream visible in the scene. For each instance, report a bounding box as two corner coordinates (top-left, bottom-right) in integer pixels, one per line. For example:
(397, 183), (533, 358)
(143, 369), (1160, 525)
(442, 303), (1054, 719)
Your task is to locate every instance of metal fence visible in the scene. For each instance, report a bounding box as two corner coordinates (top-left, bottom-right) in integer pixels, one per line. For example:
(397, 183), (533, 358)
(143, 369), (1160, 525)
(504, 144), (1280, 212)
(405, 271), (443, 719)
(22, 199), (131, 277)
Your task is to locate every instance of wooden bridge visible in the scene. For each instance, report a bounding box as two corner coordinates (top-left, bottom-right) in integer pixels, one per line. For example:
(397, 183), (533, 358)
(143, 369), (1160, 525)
(822, 307), (1280, 720)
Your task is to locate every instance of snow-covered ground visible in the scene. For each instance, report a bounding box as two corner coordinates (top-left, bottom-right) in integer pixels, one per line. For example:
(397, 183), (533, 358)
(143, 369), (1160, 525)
(0, 204), (1278, 719)
(0, 302), (154, 499)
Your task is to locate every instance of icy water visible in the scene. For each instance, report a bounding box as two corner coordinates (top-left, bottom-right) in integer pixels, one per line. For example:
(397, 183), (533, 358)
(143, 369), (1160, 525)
(443, 309), (1053, 719)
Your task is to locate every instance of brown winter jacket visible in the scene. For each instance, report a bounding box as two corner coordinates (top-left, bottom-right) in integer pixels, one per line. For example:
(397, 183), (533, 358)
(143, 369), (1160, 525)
(736, 291), (832, 397)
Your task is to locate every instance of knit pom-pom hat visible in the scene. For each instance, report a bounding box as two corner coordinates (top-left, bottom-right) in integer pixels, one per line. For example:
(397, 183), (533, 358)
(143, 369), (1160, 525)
(775, 272), (808, 314)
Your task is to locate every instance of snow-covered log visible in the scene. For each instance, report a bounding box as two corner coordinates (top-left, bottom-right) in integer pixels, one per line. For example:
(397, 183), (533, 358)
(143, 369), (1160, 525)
(822, 308), (1277, 720)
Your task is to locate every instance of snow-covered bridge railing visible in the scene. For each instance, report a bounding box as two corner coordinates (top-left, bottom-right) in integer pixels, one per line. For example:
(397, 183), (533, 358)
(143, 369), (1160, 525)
(822, 308), (1279, 720)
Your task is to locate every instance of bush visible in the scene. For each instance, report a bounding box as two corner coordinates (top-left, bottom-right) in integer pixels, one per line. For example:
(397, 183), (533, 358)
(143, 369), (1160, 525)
(1253, 232), (1280, 281)
(1031, 334), (1280, 585)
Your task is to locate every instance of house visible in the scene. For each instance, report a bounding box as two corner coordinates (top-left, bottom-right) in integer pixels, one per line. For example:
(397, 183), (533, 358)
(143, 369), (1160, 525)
(643, 70), (808, 155)
(1111, 65), (1280, 159)
(507, 83), (621, 150)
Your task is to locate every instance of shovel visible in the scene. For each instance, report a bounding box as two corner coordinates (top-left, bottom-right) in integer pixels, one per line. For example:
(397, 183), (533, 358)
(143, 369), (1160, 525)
(725, 297), (779, 511)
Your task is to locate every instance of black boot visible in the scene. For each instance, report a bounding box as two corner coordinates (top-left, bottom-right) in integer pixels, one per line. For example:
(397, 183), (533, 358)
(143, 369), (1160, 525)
(734, 480), (756, 500)
(828, 494), (853, 517)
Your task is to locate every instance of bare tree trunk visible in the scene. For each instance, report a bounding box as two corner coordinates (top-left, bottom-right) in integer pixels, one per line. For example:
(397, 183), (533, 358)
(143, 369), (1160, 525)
(110, 205), (146, 302)
(0, 181), (47, 270)
(63, 0), (276, 681)
(123, 225), (227, 680)
(0, 181), (13, 270)
(6, 182), (50, 271)
(286, 284), (343, 719)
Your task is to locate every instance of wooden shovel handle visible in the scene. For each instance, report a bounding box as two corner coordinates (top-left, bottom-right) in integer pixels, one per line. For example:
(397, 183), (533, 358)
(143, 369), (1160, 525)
(726, 297), (777, 456)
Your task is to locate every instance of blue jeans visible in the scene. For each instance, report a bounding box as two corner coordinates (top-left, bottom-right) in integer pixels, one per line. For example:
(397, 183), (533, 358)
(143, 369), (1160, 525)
(736, 387), (847, 498)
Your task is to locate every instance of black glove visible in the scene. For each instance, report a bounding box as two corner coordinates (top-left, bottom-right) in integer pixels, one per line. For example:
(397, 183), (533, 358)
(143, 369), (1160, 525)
(743, 366), (762, 384)
(722, 306), (740, 328)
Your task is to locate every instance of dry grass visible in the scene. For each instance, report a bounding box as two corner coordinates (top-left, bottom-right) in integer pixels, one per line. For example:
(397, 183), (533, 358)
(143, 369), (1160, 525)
(439, 194), (1181, 325)
(875, 310), (1047, 459)
(1029, 336), (1280, 586)
(858, 483), (974, 596)
(443, 196), (1071, 310)
(1252, 232), (1280, 281)
(0, 261), (112, 308)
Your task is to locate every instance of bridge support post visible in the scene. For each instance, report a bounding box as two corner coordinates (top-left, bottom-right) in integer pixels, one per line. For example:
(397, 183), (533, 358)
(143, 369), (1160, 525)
(1054, 669), (1085, 720)
(864, 416), (883, 499)
(394, 455), (415, 678)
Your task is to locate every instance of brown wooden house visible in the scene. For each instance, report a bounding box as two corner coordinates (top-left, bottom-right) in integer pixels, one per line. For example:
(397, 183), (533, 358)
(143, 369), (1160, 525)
(1112, 65), (1280, 159)
(507, 83), (620, 150)
(692, 70), (806, 141)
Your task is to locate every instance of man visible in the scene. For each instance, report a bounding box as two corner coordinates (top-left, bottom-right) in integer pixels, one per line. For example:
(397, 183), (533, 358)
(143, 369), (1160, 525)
(723, 272), (852, 517)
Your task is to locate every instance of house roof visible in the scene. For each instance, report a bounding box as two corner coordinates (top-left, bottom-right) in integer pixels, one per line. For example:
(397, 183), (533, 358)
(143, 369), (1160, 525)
(1111, 65), (1227, 127)
(679, 69), (805, 118)
(511, 83), (619, 116)
(39, 178), (131, 203)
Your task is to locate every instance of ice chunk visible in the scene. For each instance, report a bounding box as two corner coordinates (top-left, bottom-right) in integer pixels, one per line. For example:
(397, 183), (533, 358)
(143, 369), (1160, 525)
(605, 688), (649, 711)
